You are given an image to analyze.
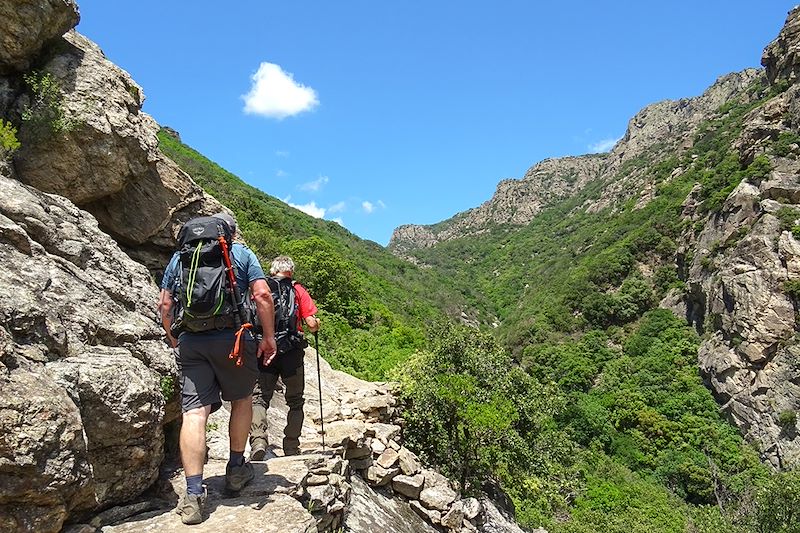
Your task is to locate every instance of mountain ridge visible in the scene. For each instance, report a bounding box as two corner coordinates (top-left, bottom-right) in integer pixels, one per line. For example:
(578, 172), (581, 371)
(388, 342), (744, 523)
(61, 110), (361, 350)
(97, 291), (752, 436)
(389, 69), (762, 256)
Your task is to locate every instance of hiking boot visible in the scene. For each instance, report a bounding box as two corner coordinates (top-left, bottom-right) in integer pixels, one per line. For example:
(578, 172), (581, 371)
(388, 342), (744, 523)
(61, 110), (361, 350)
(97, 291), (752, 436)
(176, 489), (206, 525)
(250, 438), (268, 461)
(225, 461), (254, 493)
(283, 447), (301, 456)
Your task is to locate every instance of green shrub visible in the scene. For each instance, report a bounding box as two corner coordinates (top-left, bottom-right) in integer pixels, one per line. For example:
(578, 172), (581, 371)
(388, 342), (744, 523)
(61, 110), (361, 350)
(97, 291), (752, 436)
(21, 71), (79, 136)
(750, 470), (800, 533)
(397, 321), (576, 514)
(772, 131), (800, 157)
(778, 410), (797, 429)
(776, 207), (800, 233)
(160, 375), (175, 400)
(0, 120), (20, 159)
(784, 280), (800, 300)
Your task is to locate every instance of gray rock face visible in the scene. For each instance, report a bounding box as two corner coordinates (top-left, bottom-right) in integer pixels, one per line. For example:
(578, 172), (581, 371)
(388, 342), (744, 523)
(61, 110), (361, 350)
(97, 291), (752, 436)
(0, 357), (93, 533)
(0, 174), (174, 529)
(15, 31), (159, 206)
(685, 169), (800, 468)
(346, 475), (439, 533)
(0, 0), (79, 73)
(48, 352), (165, 506)
(763, 6), (800, 84)
(478, 497), (528, 533)
(10, 30), (224, 272)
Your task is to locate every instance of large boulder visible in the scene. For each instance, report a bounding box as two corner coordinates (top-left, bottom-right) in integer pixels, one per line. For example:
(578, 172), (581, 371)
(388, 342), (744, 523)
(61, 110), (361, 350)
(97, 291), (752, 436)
(345, 475), (439, 533)
(0, 0), (79, 73)
(49, 352), (165, 507)
(0, 174), (175, 529)
(14, 30), (160, 205)
(0, 356), (93, 533)
(11, 30), (225, 273)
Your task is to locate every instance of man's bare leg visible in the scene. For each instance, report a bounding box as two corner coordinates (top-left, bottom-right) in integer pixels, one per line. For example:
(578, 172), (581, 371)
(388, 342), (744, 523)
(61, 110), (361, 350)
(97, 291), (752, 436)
(229, 397), (253, 453)
(181, 405), (212, 477)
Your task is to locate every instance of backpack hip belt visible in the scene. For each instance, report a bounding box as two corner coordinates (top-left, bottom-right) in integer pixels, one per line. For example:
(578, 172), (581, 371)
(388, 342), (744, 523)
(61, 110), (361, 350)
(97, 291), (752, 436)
(181, 314), (237, 333)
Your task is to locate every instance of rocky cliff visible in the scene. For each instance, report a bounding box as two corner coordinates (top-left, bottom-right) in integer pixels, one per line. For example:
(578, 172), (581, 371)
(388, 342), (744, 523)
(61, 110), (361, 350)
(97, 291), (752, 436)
(678, 8), (800, 469)
(389, 70), (761, 257)
(0, 2), (191, 529)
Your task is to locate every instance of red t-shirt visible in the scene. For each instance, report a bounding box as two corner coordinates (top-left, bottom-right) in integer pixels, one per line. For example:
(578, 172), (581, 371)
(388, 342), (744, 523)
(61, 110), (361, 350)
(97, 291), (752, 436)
(293, 282), (317, 332)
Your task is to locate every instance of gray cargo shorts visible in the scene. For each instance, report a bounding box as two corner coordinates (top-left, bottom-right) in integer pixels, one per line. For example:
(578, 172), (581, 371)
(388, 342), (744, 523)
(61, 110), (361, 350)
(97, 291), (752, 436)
(176, 329), (259, 412)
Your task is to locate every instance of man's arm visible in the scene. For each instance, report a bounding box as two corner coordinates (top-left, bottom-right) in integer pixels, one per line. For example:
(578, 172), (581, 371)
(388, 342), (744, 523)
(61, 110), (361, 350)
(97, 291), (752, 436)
(250, 279), (277, 364)
(294, 283), (320, 333)
(158, 289), (178, 348)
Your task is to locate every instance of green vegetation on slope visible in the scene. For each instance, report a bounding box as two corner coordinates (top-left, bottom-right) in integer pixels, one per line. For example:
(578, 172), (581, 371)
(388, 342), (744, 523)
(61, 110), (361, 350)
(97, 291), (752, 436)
(158, 130), (476, 380)
(396, 78), (800, 532)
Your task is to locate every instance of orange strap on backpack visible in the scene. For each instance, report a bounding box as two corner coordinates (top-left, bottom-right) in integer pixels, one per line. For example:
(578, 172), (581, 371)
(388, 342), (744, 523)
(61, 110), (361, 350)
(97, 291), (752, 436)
(229, 323), (252, 366)
(218, 235), (251, 367)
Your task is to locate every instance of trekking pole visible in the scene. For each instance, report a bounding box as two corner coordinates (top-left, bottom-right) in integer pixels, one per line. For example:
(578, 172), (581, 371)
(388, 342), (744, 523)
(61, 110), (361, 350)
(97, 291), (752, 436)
(314, 331), (326, 450)
(218, 234), (251, 366)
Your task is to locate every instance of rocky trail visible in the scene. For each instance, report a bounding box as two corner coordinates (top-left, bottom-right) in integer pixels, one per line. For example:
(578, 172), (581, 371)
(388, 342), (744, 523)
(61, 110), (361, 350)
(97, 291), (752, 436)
(65, 348), (525, 533)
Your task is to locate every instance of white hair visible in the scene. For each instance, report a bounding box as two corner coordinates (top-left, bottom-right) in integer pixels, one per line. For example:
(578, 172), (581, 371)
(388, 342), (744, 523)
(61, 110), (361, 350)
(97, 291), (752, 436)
(270, 255), (295, 276)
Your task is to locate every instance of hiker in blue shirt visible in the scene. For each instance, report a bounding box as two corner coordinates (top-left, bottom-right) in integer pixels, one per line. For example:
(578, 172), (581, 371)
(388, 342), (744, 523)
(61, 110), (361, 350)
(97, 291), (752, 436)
(158, 212), (276, 525)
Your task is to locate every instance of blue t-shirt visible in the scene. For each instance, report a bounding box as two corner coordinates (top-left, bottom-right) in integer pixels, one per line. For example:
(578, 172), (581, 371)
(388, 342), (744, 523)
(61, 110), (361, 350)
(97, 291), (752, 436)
(161, 243), (266, 294)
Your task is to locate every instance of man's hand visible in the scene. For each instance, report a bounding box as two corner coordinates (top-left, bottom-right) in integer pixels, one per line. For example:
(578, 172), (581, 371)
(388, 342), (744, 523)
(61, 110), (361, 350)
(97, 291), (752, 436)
(258, 336), (277, 366)
(304, 315), (320, 333)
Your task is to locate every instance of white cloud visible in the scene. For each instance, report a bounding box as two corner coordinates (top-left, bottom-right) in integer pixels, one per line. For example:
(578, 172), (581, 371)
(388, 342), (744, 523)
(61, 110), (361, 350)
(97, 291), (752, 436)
(377, 200), (386, 209)
(328, 201), (346, 213)
(242, 62), (319, 119)
(588, 136), (621, 153)
(332, 217), (344, 226)
(299, 175), (329, 193)
(285, 197), (325, 218)
(362, 201), (374, 214)
(275, 150), (290, 157)
(276, 169), (288, 177)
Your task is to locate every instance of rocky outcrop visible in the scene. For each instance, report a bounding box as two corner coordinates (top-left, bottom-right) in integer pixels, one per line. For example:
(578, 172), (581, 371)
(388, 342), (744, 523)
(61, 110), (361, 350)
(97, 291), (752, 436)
(763, 6), (800, 84)
(0, 6), (228, 526)
(6, 27), (223, 274)
(389, 69), (761, 255)
(0, 172), (174, 531)
(667, 7), (800, 469)
(0, 0), (79, 73)
(0, 354), (93, 532)
(682, 143), (800, 469)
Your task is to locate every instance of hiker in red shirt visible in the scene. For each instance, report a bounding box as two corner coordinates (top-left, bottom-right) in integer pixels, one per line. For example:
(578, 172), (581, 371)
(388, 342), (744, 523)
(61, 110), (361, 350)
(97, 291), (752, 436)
(250, 255), (320, 458)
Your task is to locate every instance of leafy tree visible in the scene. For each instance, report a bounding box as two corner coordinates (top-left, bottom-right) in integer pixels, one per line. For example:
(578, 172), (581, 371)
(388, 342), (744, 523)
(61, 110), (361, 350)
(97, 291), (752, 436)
(283, 236), (371, 327)
(396, 321), (575, 510)
(750, 470), (800, 533)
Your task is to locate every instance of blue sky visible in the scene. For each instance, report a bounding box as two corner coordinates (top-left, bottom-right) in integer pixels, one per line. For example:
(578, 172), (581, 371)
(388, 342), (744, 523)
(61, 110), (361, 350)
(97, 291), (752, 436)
(77, 1), (796, 245)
